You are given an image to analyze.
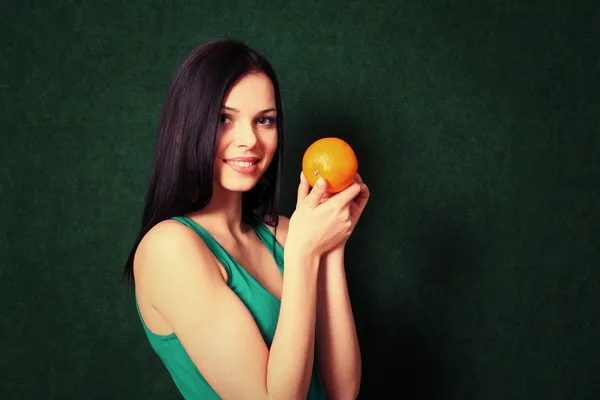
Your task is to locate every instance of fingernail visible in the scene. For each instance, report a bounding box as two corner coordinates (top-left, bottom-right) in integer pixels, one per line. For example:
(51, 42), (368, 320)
(316, 178), (325, 188)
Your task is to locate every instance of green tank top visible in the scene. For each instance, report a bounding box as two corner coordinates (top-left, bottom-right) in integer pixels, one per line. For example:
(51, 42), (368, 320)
(135, 214), (327, 399)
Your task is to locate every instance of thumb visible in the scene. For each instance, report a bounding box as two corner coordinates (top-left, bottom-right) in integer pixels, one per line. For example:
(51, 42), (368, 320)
(304, 177), (328, 208)
(296, 171), (311, 207)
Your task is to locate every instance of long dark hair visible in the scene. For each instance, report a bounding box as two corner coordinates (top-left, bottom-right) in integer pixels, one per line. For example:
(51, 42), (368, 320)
(123, 38), (285, 287)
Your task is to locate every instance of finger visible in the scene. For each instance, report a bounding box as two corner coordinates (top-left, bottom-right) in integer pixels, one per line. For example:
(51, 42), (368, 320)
(328, 182), (362, 208)
(354, 183), (370, 211)
(304, 177), (329, 208)
(319, 192), (333, 204)
(355, 173), (363, 184)
(296, 171), (311, 207)
(347, 183), (370, 224)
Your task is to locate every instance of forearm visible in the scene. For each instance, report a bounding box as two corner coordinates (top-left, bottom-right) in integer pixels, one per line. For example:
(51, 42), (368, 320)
(316, 249), (362, 399)
(267, 249), (321, 399)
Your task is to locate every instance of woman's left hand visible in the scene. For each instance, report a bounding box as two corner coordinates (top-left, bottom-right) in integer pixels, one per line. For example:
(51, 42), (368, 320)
(314, 173), (370, 247)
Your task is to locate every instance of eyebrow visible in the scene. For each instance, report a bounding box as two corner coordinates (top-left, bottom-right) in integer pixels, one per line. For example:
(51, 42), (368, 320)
(222, 106), (277, 114)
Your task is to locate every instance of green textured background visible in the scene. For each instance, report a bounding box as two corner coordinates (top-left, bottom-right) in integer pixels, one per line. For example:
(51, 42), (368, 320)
(2, 1), (599, 399)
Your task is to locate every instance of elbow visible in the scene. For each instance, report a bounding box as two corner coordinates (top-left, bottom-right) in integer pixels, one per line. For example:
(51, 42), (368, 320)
(348, 367), (363, 400)
(347, 362), (362, 399)
(349, 378), (362, 400)
(329, 377), (361, 400)
(321, 357), (362, 399)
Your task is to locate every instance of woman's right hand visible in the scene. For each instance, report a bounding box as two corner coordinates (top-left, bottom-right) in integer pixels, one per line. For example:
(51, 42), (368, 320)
(286, 172), (362, 257)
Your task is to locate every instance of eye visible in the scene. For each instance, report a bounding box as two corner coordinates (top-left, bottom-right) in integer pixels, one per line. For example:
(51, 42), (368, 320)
(219, 114), (232, 124)
(257, 117), (276, 126)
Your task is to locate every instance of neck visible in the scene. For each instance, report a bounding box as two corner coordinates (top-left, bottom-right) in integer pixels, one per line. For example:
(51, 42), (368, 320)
(191, 185), (247, 236)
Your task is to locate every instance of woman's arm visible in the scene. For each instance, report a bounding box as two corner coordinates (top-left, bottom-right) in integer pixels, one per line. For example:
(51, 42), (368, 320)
(136, 220), (321, 400)
(316, 247), (362, 400)
(268, 245), (321, 398)
(306, 173), (369, 399)
(272, 217), (361, 399)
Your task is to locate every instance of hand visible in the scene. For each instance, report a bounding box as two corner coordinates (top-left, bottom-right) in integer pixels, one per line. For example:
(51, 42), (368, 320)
(318, 173), (370, 251)
(286, 172), (362, 257)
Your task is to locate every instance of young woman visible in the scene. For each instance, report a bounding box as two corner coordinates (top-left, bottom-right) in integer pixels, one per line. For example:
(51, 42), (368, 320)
(123, 38), (370, 400)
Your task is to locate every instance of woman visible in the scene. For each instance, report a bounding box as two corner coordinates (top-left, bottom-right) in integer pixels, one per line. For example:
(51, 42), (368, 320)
(124, 38), (370, 400)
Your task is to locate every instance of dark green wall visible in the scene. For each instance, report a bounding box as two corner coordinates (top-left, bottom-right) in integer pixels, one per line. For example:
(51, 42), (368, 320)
(2, 1), (598, 399)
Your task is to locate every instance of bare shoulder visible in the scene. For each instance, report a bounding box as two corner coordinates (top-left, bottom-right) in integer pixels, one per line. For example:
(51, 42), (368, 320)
(261, 214), (290, 249)
(133, 219), (223, 290)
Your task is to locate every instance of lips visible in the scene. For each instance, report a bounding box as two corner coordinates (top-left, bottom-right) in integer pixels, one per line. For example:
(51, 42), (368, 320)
(223, 157), (259, 175)
(224, 157), (260, 162)
(223, 157), (260, 166)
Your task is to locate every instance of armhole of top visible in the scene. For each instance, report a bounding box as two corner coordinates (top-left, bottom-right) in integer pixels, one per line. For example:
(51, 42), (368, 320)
(246, 214), (285, 269)
(169, 216), (233, 286)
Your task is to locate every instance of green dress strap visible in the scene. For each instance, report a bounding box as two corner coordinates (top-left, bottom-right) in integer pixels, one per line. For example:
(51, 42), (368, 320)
(170, 215), (235, 284)
(244, 213), (285, 272)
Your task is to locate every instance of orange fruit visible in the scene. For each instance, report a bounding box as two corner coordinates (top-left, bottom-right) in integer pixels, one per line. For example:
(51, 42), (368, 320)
(302, 137), (358, 194)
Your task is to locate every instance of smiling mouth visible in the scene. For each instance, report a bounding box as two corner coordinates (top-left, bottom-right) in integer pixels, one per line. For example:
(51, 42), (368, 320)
(223, 160), (259, 167)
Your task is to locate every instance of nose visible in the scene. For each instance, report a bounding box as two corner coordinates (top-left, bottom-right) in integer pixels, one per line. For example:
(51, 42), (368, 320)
(234, 122), (258, 148)
(235, 123), (257, 148)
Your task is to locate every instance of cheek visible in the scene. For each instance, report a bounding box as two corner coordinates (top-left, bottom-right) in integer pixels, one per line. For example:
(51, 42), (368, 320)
(214, 135), (227, 160)
(264, 133), (278, 156)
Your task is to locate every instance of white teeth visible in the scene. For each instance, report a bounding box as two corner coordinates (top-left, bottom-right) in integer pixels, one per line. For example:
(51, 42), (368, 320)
(226, 160), (255, 167)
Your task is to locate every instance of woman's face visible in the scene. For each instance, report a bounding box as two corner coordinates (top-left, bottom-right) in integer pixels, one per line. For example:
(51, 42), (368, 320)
(213, 72), (279, 193)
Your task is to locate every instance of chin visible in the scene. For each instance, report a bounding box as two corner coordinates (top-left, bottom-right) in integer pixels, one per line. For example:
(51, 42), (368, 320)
(219, 180), (260, 193)
(216, 170), (263, 193)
